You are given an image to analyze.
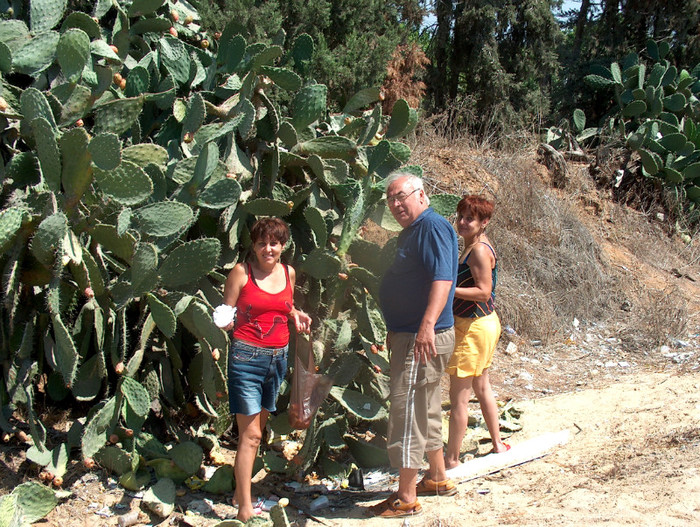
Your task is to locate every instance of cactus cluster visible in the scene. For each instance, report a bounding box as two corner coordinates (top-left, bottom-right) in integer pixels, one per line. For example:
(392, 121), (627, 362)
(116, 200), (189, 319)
(0, 0), (458, 518)
(581, 39), (700, 203)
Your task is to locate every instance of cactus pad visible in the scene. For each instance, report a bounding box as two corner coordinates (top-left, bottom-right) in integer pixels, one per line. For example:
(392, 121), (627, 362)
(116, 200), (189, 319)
(159, 37), (191, 87)
(57, 29), (90, 83)
(31, 118), (61, 192)
(169, 441), (203, 476)
(13, 481), (58, 524)
(198, 178), (242, 209)
(147, 293), (177, 338)
(122, 143), (169, 168)
(93, 160), (154, 206)
(291, 84), (327, 129)
(258, 66), (302, 91)
(131, 243), (160, 296)
(201, 465), (234, 494)
(133, 201), (194, 237)
(31, 213), (67, 267)
(299, 248), (342, 279)
(60, 12), (101, 38)
(94, 96), (145, 136)
(293, 136), (357, 160)
(242, 197), (292, 217)
(343, 87), (383, 114)
(159, 238), (221, 287)
(60, 127), (93, 205)
(13, 31), (60, 76)
(0, 207), (29, 257)
(385, 99), (410, 138)
(143, 477), (176, 518)
(125, 65), (151, 97)
(121, 377), (151, 418)
(330, 386), (387, 421)
(21, 88), (57, 131)
(51, 313), (80, 388)
(89, 133), (122, 171)
(82, 396), (118, 458)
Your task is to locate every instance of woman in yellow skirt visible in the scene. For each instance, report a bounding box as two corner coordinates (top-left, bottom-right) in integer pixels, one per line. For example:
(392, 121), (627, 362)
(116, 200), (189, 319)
(445, 195), (509, 470)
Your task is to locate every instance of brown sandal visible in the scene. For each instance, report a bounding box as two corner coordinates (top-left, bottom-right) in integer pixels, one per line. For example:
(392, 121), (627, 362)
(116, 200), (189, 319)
(416, 477), (458, 496)
(367, 493), (423, 518)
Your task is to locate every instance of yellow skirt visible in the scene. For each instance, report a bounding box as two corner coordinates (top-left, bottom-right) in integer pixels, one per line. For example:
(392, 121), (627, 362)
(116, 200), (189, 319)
(445, 311), (501, 378)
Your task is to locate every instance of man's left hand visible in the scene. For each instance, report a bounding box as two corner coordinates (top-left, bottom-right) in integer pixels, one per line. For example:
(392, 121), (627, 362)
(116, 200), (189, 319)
(414, 326), (437, 363)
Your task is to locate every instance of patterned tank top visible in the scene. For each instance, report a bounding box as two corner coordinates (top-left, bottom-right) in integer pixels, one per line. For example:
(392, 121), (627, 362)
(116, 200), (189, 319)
(452, 242), (497, 318)
(232, 263), (293, 347)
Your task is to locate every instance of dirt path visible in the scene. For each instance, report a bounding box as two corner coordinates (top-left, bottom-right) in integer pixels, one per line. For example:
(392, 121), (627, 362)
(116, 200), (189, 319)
(4, 366), (697, 526)
(324, 370), (700, 526)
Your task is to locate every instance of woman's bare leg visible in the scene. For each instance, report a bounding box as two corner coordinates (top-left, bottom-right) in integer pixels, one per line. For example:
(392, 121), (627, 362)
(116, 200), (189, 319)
(473, 370), (507, 452)
(445, 374), (474, 469)
(233, 409), (269, 521)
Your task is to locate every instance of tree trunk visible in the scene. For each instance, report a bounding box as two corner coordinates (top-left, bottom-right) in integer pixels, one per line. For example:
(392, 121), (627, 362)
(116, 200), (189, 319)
(433, 0), (452, 111)
(572, 0), (591, 61)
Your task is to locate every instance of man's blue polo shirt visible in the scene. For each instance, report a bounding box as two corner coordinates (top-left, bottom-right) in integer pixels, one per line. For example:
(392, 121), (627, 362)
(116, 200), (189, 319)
(379, 207), (458, 333)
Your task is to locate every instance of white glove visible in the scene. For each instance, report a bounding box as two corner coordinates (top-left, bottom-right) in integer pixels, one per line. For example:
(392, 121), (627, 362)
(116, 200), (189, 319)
(213, 304), (237, 328)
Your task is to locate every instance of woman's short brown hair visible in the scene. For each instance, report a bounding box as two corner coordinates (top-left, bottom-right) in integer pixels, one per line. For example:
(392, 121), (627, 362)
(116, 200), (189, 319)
(249, 217), (290, 246)
(456, 195), (495, 221)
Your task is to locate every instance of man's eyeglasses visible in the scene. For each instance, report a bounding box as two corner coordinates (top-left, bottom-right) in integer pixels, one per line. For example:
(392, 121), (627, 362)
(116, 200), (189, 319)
(386, 188), (420, 205)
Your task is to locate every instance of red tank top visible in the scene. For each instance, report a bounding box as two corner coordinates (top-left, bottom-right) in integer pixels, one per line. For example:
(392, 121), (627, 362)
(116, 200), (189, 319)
(233, 263), (293, 347)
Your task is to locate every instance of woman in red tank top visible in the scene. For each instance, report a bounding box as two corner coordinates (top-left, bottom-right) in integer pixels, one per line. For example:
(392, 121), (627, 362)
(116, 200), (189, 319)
(222, 217), (311, 522)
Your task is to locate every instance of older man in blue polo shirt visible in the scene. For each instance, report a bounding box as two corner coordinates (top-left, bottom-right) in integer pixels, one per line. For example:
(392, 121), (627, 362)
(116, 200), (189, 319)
(368, 171), (458, 518)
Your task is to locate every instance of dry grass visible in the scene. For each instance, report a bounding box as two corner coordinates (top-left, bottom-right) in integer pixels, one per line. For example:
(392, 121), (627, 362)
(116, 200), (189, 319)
(408, 122), (697, 347)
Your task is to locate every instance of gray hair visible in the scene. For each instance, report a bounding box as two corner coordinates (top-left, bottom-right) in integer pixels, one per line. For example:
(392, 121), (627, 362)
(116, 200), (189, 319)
(385, 171), (430, 205)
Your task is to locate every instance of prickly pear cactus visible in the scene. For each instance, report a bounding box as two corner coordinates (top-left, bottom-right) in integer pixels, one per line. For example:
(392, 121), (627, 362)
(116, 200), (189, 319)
(0, 0), (450, 500)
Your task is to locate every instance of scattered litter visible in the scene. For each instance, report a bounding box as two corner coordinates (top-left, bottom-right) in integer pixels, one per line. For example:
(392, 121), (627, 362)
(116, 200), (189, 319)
(519, 371), (533, 381)
(285, 482), (328, 494)
(604, 361), (616, 368)
(530, 340), (542, 347)
(504, 342), (518, 355)
(309, 495), (330, 511)
(94, 506), (113, 518)
(618, 361), (630, 368)
(187, 499), (214, 515)
(477, 488), (491, 495)
(80, 473), (99, 484)
(503, 325), (516, 335)
(117, 510), (141, 527)
(361, 469), (398, 492)
(202, 466), (218, 479)
(672, 339), (690, 348)
(258, 498), (279, 511)
(572, 318), (579, 329)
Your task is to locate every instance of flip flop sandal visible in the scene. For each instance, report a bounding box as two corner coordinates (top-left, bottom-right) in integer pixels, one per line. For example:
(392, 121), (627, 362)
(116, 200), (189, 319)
(488, 443), (511, 454)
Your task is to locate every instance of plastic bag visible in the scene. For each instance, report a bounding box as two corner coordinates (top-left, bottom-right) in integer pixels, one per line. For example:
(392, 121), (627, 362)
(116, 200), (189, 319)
(288, 335), (333, 429)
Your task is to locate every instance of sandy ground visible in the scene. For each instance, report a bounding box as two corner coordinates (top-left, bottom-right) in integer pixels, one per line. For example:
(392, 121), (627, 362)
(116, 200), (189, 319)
(312, 370), (700, 527)
(3, 363), (694, 527)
